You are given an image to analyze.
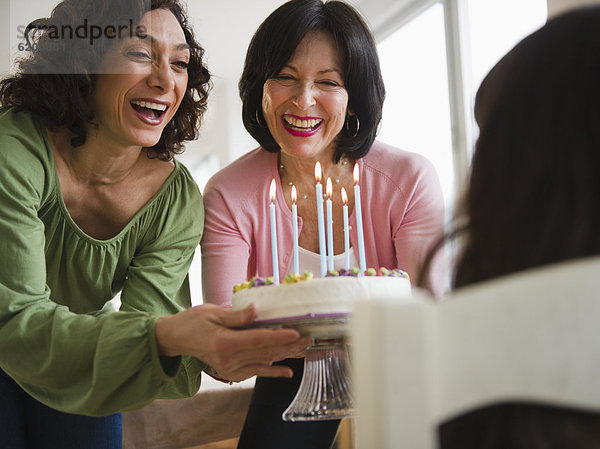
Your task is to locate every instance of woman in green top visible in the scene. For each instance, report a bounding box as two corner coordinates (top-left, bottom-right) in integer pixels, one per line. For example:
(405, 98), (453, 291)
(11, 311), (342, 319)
(0, 0), (309, 447)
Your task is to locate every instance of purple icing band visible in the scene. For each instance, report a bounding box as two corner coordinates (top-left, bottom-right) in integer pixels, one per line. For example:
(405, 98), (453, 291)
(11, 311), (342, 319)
(252, 312), (349, 326)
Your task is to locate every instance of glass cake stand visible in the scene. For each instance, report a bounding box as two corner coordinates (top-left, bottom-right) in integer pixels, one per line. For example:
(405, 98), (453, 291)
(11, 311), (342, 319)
(248, 312), (357, 422)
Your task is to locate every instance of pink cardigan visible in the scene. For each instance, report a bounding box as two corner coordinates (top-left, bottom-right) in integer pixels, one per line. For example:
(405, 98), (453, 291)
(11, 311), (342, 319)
(200, 141), (445, 307)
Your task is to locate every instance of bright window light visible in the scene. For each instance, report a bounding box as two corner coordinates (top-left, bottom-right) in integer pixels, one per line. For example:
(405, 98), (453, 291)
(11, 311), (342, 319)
(468, 0), (547, 99)
(377, 3), (454, 210)
(377, 0), (547, 215)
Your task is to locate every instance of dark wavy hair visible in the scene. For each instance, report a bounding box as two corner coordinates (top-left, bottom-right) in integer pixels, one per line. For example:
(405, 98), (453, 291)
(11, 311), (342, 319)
(239, 0), (385, 163)
(0, 0), (210, 160)
(422, 6), (600, 290)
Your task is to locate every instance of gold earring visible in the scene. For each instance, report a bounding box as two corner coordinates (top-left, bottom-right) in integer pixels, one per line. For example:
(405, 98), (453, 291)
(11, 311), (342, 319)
(346, 114), (360, 137)
(256, 109), (266, 128)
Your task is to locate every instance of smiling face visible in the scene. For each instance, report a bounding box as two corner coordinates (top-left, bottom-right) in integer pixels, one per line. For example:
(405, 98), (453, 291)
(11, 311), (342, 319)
(91, 8), (190, 149)
(262, 31), (349, 163)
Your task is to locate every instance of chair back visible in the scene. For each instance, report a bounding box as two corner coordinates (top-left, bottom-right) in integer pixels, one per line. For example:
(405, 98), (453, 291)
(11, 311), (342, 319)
(352, 257), (600, 448)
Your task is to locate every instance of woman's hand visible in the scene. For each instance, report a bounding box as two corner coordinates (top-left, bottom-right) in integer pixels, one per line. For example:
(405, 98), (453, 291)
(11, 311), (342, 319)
(155, 304), (311, 382)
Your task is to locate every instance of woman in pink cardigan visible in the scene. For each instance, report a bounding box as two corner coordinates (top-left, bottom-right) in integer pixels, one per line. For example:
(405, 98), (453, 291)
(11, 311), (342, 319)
(201, 1), (444, 448)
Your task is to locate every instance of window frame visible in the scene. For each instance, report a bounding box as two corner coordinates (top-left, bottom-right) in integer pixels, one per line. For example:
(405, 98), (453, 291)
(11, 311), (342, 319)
(371, 0), (473, 202)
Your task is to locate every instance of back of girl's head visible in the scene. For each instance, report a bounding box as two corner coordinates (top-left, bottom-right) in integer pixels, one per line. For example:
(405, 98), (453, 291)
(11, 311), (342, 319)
(454, 6), (600, 287)
(239, 0), (385, 163)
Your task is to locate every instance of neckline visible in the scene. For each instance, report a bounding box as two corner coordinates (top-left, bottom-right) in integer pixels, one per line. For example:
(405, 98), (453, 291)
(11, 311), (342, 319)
(298, 245), (350, 259)
(268, 149), (360, 222)
(41, 127), (181, 245)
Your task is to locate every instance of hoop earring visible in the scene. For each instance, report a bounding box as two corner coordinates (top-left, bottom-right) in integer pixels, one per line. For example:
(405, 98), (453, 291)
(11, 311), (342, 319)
(256, 109), (266, 128)
(346, 114), (360, 137)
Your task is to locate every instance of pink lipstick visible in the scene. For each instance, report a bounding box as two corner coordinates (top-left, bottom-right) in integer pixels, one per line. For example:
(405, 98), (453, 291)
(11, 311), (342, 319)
(281, 114), (323, 137)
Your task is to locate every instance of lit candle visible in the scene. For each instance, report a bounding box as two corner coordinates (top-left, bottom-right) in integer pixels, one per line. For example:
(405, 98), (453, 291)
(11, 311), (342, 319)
(269, 179), (279, 284)
(341, 187), (350, 271)
(291, 185), (299, 275)
(353, 163), (367, 274)
(315, 162), (327, 277)
(326, 177), (334, 272)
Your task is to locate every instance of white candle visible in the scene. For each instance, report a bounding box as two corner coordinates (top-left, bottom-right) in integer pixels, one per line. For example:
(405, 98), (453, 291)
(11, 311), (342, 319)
(353, 163), (367, 274)
(291, 185), (299, 275)
(326, 177), (334, 272)
(341, 187), (350, 271)
(269, 179), (279, 284)
(315, 162), (327, 277)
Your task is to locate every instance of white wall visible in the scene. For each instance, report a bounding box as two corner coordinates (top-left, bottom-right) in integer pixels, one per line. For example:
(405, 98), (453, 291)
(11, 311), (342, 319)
(180, 0), (284, 187)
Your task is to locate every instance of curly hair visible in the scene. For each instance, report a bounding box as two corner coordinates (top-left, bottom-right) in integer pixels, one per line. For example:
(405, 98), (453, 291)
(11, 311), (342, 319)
(0, 0), (210, 160)
(239, 0), (385, 163)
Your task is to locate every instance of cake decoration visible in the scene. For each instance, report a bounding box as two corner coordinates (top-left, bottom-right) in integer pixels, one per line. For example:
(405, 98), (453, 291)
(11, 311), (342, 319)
(233, 267), (409, 292)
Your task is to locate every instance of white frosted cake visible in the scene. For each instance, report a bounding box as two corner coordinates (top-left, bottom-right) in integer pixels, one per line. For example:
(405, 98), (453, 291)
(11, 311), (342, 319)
(231, 269), (411, 323)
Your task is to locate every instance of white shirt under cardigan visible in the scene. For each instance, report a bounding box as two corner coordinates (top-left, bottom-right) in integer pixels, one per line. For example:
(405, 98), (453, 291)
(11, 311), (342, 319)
(297, 246), (359, 278)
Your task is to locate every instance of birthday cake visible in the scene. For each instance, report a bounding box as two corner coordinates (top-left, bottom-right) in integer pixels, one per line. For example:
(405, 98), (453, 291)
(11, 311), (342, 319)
(231, 268), (411, 324)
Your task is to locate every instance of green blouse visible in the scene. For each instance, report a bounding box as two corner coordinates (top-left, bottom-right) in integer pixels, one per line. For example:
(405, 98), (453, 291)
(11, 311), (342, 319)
(0, 106), (206, 416)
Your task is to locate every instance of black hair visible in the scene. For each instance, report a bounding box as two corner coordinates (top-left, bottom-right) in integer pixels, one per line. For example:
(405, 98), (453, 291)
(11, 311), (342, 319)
(239, 0), (385, 163)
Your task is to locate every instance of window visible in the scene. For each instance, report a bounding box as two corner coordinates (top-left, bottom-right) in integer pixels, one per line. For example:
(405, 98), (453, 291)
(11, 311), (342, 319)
(467, 0), (547, 102)
(375, 0), (547, 217)
(377, 3), (454, 211)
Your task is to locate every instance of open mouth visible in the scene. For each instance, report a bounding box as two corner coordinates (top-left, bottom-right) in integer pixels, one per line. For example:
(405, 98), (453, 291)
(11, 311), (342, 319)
(130, 100), (168, 121)
(283, 115), (323, 133)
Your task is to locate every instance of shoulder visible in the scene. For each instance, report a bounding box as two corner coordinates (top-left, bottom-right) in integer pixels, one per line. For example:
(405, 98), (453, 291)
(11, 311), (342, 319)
(0, 106), (40, 132)
(0, 106), (54, 198)
(364, 140), (436, 176)
(205, 148), (274, 190)
(138, 160), (204, 244)
(168, 161), (203, 215)
(203, 148), (275, 207)
(362, 140), (439, 189)
(0, 106), (48, 159)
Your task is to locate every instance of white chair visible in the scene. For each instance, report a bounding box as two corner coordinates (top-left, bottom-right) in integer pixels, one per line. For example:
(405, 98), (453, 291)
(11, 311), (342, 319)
(351, 257), (600, 449)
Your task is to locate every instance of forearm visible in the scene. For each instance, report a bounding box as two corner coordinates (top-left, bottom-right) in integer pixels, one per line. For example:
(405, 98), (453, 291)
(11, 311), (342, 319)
(0, 303), (178, 416)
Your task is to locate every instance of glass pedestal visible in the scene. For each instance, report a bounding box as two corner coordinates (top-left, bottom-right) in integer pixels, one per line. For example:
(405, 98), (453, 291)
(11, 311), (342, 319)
(282, 340), (356, 421)
(248, 313), (357, 422)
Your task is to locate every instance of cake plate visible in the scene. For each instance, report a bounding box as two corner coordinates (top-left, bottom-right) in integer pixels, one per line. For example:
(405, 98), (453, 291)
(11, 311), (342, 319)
(248, 312), (357, 422)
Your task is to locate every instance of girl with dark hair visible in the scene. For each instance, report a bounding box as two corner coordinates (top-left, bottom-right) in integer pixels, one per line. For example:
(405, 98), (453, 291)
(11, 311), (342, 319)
(0, 1), (310, 447)
(445, 5), (600, 288)
(428, 6), (600, 447)
(201, 1), (445, 447)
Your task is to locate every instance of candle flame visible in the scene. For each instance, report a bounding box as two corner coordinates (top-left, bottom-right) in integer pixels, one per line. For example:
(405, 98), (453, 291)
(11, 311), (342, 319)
(326, 177), (333, 198)
(315, 161), (322, 183)
(291, 185), (297, 203)
(353, 163), (359, 184)
(341, 187), (348, 205)
(270, 178), (276, 202)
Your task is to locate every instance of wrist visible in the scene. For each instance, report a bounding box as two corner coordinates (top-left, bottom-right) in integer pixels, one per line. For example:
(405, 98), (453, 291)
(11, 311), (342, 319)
(155, 315), (179, 357)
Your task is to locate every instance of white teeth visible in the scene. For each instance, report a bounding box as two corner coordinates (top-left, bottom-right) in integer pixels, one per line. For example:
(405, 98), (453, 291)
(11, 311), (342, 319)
(131, 100), (167, 111)
(285, 116), (322, 129)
